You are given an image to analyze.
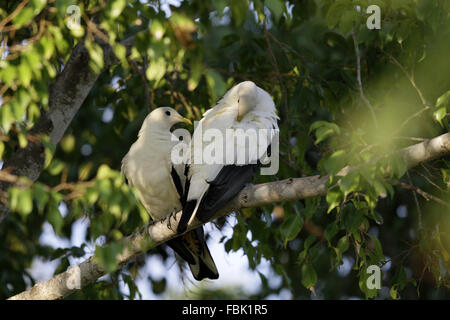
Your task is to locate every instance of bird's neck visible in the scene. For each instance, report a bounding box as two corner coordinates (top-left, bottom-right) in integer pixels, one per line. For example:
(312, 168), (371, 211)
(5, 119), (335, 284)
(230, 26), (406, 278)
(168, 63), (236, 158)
(137, 128), (178, 153)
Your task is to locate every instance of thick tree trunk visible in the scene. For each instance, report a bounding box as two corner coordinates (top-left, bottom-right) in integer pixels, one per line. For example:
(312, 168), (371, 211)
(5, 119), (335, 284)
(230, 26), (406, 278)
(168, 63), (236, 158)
(8, 132), (450, 300)
(0, 36), (135, 223)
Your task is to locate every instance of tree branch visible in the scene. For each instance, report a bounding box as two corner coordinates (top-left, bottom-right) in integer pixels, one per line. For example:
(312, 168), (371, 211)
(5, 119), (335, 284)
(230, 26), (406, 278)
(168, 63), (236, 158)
(8, 132), (450, 300)
(0, 35), (136, 223)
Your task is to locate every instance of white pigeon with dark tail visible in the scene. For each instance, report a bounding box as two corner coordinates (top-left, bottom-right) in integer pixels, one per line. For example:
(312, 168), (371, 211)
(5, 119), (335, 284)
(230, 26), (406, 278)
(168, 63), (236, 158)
(177, 81), (279, 233)
(121, 107), (219, 281)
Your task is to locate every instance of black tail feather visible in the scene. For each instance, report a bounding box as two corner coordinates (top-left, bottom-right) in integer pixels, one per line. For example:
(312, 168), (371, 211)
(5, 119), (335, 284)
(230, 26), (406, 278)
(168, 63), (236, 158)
(177, 199), (197, 234)
(166, 237), (196, 265)
(166, 227), (219, 281)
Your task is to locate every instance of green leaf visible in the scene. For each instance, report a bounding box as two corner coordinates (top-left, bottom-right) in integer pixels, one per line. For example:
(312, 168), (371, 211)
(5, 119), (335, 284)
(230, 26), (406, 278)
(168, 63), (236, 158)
(39, 36), (55, 59)
(206, 70), (227, 102)
(280, 214), (303, 246)
(94, 242), (124, 273)
(47, 201), (63, 234)
(370, 235), (384, 260)
(434, 107), (447, 127)
(337, 235), (350, 254)
(309, 121), (340, 144)
(436, 90), (450, 108)
(338, 8), (358, 34)
(33, 182), (49, 214)
(324, 150), (346, 175)
(2, 64), (17, 85)
(146, 57), (166, 83)
(304, 235), (317, 250)
(188, 60), (203, 91)
(107, 0), (126, 18)
(326, 1), (350, 29)
(13, 7), (35, 28)
(0, 141), (4, 159)
(390, 286), (399, 299)
(297, 249), (307, 265)
(47, 159), (65, 175)
(85, 40), (104, 73)
(389, 153), (407, 178)
(339, 171), (360, 196)
(230, 0), (249, 26)
(97, 164), (116, 180)
(170, 13), (196, 33)
(18, 62), (32, 87)
(301, 262), (317, 289)
(61, 135), (76, 153)
(324, 223), (339, 242)
(150, 19), (165, 40)
(392, 266), (408, 291)
(31, 0), (47, 12)
(9, 187), (32, 217)
(18, 132), (28, 149)
(341, 204), (365, 233)
(113, 44), (126, 65)
(326, 189), (342, 213)
(370, 210), (384, 225)
(371, 178), (387, 196)
(265, 0), (284, 22)
(0, 104), (14, 133)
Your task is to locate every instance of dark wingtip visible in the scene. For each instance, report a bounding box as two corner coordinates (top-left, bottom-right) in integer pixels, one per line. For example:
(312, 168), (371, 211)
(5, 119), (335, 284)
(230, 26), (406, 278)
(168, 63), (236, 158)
(177, 200), (197, 233)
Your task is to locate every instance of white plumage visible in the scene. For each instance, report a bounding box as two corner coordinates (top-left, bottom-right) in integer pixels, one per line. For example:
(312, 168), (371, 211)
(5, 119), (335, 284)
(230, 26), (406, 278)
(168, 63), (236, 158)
(121, 107), (186, 220)
(177, 81), (279, 233)
(122, 107), (219, 281)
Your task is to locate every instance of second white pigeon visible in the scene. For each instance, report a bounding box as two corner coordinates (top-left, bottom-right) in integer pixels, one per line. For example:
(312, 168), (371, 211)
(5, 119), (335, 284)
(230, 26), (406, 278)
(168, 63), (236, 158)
(177, 81), (279, 233)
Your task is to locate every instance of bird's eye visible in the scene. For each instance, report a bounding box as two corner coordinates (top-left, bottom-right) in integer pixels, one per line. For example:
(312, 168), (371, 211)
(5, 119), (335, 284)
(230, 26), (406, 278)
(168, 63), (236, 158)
(237, 99), (240, 103)
(165, 111), (171, 116)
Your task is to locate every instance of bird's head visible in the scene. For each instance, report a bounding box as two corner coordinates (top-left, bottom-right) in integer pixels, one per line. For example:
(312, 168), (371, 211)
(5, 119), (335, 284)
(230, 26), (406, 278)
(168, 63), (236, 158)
(237, 81), (258, 121)
(146, 107), (192, 130)
(139, 107), (191, 139)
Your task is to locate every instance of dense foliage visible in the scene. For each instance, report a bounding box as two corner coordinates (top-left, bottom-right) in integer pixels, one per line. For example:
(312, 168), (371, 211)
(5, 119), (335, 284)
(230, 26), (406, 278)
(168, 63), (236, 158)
(0, 0), (449, 299)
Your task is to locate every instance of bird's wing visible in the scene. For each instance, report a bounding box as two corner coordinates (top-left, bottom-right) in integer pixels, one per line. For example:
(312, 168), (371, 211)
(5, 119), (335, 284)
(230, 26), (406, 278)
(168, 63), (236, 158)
(177, 84), (278, 233)
(167, 149), (219, 280)
(121, 154), (132, 187)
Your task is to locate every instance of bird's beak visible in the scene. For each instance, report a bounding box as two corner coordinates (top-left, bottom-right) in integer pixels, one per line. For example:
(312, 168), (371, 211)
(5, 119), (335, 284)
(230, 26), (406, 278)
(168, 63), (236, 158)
(175, 115), (192, 125)
(237, 113), (243, 122)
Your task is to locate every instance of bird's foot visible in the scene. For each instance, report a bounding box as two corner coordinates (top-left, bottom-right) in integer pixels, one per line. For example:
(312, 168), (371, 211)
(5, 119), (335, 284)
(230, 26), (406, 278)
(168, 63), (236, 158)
(167, 211), (178, 231)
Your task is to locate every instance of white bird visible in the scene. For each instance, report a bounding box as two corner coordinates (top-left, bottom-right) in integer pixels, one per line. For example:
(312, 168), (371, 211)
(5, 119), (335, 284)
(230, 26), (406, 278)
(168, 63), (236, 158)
(122, 107), (219, 281)
(177, 81), (279, 233)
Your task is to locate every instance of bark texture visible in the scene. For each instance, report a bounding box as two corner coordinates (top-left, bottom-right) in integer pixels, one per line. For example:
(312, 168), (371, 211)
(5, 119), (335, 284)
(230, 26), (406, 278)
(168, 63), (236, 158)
(8, 132), (450, 300)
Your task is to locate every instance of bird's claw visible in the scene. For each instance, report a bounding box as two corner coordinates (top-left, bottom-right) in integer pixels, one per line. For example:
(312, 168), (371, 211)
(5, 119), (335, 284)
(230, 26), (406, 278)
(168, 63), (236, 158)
(167, 211), (178, 231)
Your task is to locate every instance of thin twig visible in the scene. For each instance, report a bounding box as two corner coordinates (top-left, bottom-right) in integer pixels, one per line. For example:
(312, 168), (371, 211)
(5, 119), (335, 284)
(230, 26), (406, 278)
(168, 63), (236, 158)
(382, 49), (432, 134)
(396, 181), (450, 209)
(7, 19), (46, 52)
(263, 21), (289, 122)
(352, 29), (378, 128)
(407, 171), (423, 229)
(412, 168), (445, 193)
(83, 14), (109, 43)
(393, 136), (426, 142)
(0, 0), (29, 32)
